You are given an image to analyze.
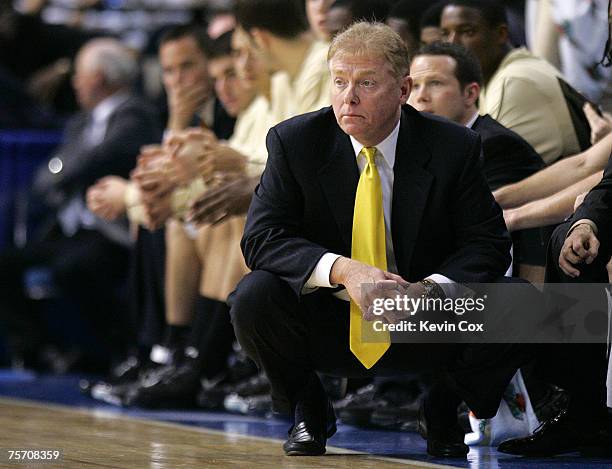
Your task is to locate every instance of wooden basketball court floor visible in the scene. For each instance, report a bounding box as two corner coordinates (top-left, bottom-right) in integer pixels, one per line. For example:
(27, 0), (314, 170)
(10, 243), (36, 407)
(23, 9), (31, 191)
(1, 371), (611, 468)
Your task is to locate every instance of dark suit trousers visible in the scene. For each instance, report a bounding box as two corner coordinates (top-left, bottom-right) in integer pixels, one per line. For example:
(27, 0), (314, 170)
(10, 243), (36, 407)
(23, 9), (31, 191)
(0, 225), (127, 360)
(538, 221), (610, 424)
(128, 226), (166, 349)
(229, 270), (532, 418)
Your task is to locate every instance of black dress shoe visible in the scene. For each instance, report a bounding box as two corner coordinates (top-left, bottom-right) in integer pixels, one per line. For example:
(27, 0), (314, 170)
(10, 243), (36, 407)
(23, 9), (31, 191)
(370, 398), (421, 432)
(418, 400), (469, 458)
(497, 409), (588, 457)
(427, 426), (469, 458)
(338, 381), (421, 428)
(197, 353), (260, 410)
(124, 359), (201, 408)
(108, 355), (142, 384)
(283, 400), (337, 456)
(336, 384), (378, 427)
(222, 372), (273, 415)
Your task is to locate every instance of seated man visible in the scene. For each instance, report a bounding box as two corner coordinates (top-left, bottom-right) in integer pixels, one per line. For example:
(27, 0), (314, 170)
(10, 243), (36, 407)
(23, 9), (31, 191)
(408, 42), (545, 281)
(408, 42), (543, 193)
(440, 0), (588, 164)
(497, 155), (612, 457)
(84, 25), (234, 382)
(230, 22), (530, 458)
(0, 38), (160, 367)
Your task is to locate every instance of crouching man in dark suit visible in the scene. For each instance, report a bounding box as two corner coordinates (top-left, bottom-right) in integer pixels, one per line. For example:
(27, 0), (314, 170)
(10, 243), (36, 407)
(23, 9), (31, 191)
(230, 22), (530, 458)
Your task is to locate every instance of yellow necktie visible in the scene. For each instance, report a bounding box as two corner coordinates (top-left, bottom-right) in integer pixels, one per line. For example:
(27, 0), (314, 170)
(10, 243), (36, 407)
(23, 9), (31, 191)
(350, 146), (390, 369)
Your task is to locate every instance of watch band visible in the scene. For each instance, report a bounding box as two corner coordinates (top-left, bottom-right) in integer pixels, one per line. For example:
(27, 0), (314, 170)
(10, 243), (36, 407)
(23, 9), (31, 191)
(419, 278), (446, 300)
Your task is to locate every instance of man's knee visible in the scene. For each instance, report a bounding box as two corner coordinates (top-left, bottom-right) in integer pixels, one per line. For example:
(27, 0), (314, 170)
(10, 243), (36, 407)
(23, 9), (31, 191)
(228, 270), (290, 331)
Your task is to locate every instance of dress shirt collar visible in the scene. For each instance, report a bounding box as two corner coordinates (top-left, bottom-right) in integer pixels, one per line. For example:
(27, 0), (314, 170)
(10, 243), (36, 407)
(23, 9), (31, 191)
(91, 91), (129, 124)
(349, 118), (400, 168)
(465, 111), (480, 129)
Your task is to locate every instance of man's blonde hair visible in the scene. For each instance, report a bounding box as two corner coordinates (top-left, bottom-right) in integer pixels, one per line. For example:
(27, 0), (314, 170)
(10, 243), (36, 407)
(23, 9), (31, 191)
(327, 22), (410, 80)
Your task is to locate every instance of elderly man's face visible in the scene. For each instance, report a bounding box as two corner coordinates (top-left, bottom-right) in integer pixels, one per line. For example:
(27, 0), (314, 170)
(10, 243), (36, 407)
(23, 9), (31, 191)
(72, 47), (104, 110)
(330, 52), (411, 146)
(408, 54), (475, 124)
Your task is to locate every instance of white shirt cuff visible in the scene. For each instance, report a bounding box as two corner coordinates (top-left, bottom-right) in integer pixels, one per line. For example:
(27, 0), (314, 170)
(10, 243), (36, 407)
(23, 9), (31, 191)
(426, 274), (458, 299)
(568, 219), (598, 237)
(302, 252), (341, 294)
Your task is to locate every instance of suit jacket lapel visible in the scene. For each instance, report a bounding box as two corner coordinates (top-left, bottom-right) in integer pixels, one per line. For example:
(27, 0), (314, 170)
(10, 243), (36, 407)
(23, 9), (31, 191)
(317, 125), (359, 251)
(392, 107), (433, 279)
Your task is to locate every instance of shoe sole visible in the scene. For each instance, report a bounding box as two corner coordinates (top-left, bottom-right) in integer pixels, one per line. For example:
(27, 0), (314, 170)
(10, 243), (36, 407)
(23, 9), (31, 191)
(284, 447), (326, 456)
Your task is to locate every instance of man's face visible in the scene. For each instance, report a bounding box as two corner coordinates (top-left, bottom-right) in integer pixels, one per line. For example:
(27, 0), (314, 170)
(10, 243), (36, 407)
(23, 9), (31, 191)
(330, 52), (410, 146)
(408, 54), (474, 124)
(159, 36), (209, 92)
(72, 47), (104, 110)
(306, 0), (334, 41)
(208, 56), (253, 117)
(232, 27), (268, 91)
(440, 5), (502, 73)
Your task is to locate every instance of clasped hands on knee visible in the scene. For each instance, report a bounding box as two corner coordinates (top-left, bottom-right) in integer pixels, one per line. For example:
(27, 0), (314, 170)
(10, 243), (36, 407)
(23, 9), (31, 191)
(330, 257), (427, 323)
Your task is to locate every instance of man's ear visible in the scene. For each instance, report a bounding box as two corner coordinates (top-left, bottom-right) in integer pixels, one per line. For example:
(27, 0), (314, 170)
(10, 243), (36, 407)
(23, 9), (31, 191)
(400, 74), (412, 103)
(463, 82), (480, 107)
(94, 70), (108, 90)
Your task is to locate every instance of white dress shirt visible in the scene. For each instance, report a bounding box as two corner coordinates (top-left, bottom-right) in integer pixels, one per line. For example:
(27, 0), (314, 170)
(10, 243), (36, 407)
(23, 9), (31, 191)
(465, 111), (479, 130)
(303, 119), (458, 298)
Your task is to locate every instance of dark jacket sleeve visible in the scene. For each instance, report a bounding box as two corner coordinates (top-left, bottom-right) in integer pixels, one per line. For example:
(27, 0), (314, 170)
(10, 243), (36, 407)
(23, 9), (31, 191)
(482, 133), (544, 191)
(241, 127), (329, 298)
(437, 134), (512, 282)
(572, 155), (612, 241)
(55, 102), (160, 194)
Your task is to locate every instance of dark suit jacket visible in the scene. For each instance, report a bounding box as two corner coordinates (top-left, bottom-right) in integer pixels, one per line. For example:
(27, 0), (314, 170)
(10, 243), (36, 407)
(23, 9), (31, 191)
(242, 105), (511, 298)
(474, 114), (548, 266)
(33, 94), (160, 205)
(472, 114), (544, 191)
(31, 93), (161, 241)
